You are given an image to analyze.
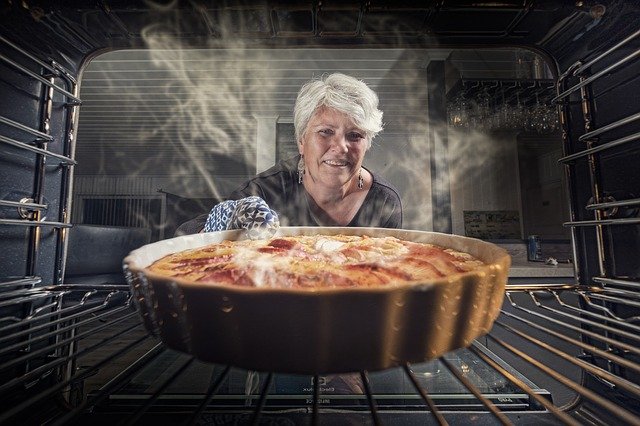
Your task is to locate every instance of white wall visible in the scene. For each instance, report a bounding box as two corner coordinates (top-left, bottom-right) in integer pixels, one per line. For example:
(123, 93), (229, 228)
(448, 129), (522, 236)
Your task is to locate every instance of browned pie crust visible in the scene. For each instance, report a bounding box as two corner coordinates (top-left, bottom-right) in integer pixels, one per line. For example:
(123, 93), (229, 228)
(147, 234), (485, 289)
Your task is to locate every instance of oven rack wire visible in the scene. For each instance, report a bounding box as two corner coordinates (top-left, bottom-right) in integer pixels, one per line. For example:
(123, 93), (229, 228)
(554, 25), (640, 331)
(556, 25), (640, 230)
(0, 33), (79, 287)
(0, 282), (639, 425)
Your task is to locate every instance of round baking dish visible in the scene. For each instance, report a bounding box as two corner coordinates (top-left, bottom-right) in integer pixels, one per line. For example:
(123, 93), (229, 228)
(123, 227), (510, 374)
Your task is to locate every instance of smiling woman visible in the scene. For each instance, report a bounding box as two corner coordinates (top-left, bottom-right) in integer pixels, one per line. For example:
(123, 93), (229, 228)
(178, 73), (403, 233)
(232, 73), (402, 228)
(297, 106), (371, 225)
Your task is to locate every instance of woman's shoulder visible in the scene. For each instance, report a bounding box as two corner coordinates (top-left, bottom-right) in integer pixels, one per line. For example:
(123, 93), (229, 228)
(256, 155), (299, 177)
(369, 172), (402, 203)
(354, 170), (403, 229)
(230, 156), (299, 200)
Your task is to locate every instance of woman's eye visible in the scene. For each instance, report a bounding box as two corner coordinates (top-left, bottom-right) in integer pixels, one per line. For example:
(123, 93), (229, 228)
(318, 129), (333, 136)
(347, 132), (364, 142)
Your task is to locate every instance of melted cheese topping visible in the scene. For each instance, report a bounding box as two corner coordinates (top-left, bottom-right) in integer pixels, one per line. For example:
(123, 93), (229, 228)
(148, 235), (485, 289)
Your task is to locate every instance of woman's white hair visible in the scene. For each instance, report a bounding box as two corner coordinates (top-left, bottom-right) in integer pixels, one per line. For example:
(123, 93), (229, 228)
(293, 73), (383, 149)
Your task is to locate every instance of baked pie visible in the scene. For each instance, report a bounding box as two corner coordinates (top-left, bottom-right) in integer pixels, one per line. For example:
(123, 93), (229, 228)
(147, 234), (485, 288)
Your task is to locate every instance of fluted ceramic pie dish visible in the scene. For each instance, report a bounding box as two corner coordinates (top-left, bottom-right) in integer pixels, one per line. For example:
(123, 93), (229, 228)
(123, 227), (510, 374)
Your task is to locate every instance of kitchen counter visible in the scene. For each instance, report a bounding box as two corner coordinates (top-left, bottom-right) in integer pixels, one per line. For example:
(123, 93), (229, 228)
(509, 259), (574, 278)
(493, 241), (575, 279)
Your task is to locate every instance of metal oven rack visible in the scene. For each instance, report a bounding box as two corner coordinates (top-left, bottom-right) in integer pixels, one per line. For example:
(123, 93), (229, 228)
(1, 283), (639, 425)
(552, 25), (640, 419)
(1, 19), (640, 426)
(0, 32), (82, 419)
(0, 34), (80, 286)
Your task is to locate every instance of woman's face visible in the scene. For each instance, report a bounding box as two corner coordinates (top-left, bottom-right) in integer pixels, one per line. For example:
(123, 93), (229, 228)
(299, 106), (368, 191)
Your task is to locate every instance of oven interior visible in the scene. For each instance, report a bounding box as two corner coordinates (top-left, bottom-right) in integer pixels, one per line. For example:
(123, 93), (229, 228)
(1, 1), (640, 424)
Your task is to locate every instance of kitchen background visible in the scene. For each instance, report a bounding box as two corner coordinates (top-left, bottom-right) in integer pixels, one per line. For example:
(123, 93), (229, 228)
(71, 46), (569, 253)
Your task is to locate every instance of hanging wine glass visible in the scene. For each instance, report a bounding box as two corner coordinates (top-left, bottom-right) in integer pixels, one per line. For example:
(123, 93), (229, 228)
(536, 103), (559, 134)
(527, 93), (545, 133)
(476, 86), (493, 131)
(497, 85), (513, 130)
(545, 103), (560, 133)
(448, 91), (470, 128)
(505, 89), (525, 129)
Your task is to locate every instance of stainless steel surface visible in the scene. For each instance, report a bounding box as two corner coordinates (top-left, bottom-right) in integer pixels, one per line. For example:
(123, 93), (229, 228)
(0, 134), (76, 164)
(0, 199), (47, 211)
(578, 111), (640, 142)
(0, 218), (74, 228)
(563, 217), (640, 227)
(593, 276), (640, 290)
(556, 22), (639, 312)
(559, 131), (640, 163)
(0, 33), (80, 103)
(0, 52), (80, 102)
(0, 115), (54, 140)
(0, 33), (80, 289)
(586, 197), (640, 211)
(572, 28), (640, 76)
(551, 29), (640, 102)
(468, 344), (579, 426)
(0, 34), (75, 81)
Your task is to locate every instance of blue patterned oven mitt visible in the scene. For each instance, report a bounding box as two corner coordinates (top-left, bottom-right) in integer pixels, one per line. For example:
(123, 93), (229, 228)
(203, 196), (279, 239)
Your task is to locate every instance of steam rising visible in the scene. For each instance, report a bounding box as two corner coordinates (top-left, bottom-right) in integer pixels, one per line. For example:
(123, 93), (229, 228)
(78, 4), (527, 236)
(140, 25), (282, 201)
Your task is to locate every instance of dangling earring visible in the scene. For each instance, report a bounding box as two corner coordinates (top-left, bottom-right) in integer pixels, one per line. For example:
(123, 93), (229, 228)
(357, 169), (364, 189)
(297, 155), (305, 184)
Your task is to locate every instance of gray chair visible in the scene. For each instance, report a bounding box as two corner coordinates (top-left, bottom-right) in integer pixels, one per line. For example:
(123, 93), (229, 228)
(64, 224), (152, 285)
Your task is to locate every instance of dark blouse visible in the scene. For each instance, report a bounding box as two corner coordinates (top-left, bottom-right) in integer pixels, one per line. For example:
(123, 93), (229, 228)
(230, 155), (402, 228)
(175, 155), (402, 235)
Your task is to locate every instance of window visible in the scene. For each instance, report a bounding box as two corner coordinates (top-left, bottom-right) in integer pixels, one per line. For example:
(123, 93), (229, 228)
(276, 121), (297, 162)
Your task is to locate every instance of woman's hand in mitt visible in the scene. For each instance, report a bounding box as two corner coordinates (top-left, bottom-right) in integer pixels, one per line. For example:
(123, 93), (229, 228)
(203, 196), (279, 239)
